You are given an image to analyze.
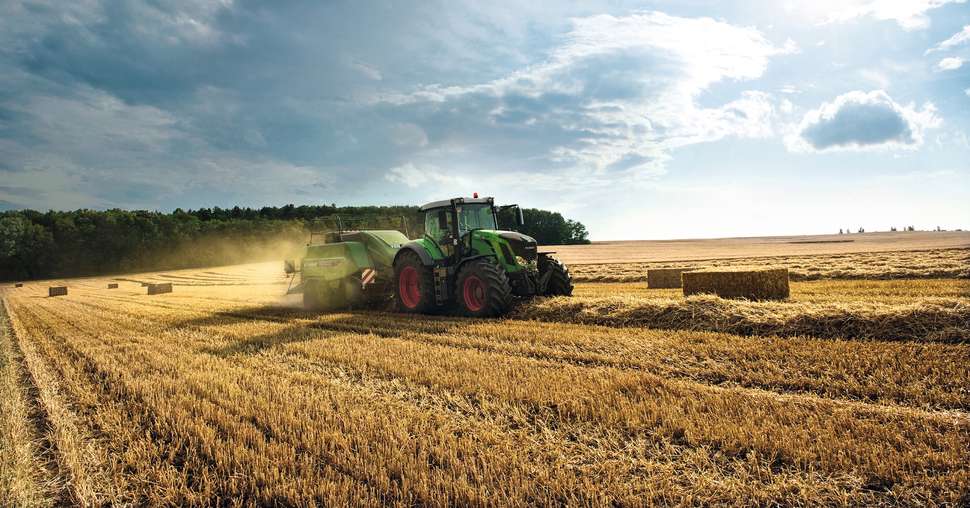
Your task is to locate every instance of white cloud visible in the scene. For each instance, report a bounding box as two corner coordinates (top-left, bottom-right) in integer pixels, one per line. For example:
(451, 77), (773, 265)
(965, 87), (970, 97)
(926, 24), (970, 53)
(379, 12), (792, 180)
(779, 98), (794, 114)
(937, 57), (964, 70)
(385, 163), (470, 189)
(817, 0), (965, 30)
(789, 90), (941, 152)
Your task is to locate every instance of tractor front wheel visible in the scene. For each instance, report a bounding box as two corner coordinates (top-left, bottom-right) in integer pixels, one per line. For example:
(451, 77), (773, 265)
(456, 258), (512, 318)
(394, 251), (436, 313)
(540, 257), (573, 296)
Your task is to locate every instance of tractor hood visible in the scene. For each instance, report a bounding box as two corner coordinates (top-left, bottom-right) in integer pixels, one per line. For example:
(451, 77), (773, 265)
(495, 231), (538, 263)
(496, 231), (536, 244)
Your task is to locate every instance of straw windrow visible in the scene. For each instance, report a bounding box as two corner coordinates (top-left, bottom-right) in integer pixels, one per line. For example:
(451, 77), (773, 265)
(516, 294), (970, 343)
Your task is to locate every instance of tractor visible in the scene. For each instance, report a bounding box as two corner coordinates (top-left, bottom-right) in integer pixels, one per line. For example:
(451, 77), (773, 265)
(393, 195), (572, 317)
(285, 196), (572, 317)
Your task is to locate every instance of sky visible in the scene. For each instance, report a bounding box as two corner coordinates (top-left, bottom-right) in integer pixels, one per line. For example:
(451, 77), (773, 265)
(1, 1), (969, 240)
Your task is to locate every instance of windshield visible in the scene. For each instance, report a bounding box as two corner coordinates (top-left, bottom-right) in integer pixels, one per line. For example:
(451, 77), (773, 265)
(457, 204), (496, 233)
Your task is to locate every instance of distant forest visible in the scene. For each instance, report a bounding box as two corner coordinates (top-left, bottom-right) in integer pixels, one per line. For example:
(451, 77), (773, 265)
(0, 204), (589, 280)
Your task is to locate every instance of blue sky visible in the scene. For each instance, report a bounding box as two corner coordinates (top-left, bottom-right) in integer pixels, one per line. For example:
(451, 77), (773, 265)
(1, 1), (968, 240)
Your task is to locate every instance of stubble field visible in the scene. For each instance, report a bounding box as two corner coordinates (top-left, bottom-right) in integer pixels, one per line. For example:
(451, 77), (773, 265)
(1, 232), (968, 506)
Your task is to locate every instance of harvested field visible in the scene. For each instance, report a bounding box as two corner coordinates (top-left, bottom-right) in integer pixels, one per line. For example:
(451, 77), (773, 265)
(569, 247), (970, 282)
(552, 231), (970, 265)
(1, 250), (968, 504)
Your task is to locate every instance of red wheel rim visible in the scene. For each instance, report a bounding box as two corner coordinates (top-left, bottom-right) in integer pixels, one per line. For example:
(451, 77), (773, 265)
(399, 266), (421, 308)
(462, 275), (485, 312)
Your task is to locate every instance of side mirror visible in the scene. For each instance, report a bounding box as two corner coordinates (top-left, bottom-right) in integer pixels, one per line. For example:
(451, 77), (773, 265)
(283, 259), (296, 274)
(516, 207), (525, 227)
(437, 210), (448, 230)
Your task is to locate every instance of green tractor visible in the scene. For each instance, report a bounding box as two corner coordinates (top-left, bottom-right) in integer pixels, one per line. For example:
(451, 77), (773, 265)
(393, 195), (572, 317)
(286, 196), (572, 317)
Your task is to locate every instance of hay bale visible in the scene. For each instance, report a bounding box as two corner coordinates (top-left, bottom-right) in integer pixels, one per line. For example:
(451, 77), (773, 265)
(107, 283), (119, 289)
(48, 286), (68, 297)
(647, 268), (691, 288)
(683, 268), (789, 300)
(147, 282), (173, 295)
(14, 283), (23, 288)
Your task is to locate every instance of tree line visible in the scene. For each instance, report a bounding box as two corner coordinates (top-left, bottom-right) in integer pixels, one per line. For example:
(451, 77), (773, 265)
(0, 205), (589, 281)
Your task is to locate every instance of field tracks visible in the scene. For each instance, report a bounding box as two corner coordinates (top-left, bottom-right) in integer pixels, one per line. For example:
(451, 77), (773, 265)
(44, 292), (968, 503)
(2, 299), (117, 506)
(1, 300), (66, 506)
(15, 296), (938, 504)
(52, 292), (970, 413)
(14, 297), (399, 506)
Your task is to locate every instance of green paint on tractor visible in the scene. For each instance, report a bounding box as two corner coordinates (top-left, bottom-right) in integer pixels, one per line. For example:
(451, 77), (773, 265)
(286, 196), (572, 317)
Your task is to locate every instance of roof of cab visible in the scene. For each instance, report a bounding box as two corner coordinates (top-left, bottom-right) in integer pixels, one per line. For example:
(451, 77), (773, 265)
(419, 196), (493, 211)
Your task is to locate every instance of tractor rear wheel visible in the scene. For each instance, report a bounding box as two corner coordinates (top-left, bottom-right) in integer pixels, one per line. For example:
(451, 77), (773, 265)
(394, 250), (436, 313)
(540, 257), (573, 296)
(456, 258), (513, 318)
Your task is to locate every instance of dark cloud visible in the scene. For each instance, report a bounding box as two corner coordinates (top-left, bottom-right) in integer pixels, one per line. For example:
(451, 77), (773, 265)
(802, 100), (911, 148)
(795, 90), (939, 151)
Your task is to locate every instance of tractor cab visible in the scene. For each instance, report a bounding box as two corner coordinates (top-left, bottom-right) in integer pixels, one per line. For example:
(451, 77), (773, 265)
(420, 196), (524, 262)
(392, 195), (573, 317)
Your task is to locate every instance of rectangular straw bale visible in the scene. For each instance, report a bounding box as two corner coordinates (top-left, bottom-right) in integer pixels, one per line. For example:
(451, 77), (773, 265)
(647, 268), (690, 288)
(107, 283), (118, 289)
(147, 282), (173, 295)
(683, 267), (789, 300)
(48, 286), (67, 297)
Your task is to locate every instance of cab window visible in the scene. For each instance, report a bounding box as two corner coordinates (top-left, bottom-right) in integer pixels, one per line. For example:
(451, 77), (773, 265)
(457, 204), (496, 233)
(424, 209), (453, 245)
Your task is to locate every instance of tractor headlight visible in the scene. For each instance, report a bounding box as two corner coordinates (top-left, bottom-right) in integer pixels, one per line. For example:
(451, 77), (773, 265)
(515, 255), (527, 266)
